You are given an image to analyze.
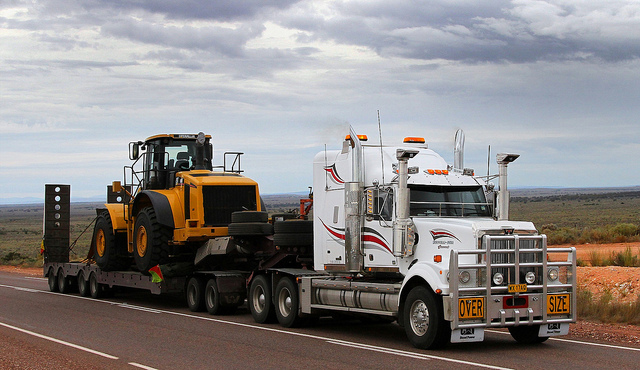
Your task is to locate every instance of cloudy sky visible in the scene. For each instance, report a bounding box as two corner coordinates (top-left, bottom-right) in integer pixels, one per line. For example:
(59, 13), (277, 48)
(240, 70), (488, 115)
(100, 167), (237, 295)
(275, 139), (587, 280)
(1, 0), (639, 201)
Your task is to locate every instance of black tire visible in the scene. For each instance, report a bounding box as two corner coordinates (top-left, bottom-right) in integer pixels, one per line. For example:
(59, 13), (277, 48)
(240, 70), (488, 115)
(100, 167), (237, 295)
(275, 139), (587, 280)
(249, 275), (277, 323)
(93, 211), (129, 271)
(186, 277), (205, 312)
(275, 277), (302, 328)
(77, 270), (90, 297)
(47, 267), (58, 292)
(228, 222), (274, 236)
(89, 272), (103, 299)
(508, 325), (549, 344)
(231, 211), (269, 223)
(273, 233), (313, 247)
(274, 220), (313, 234)
(57, 269), (69, 294)
(403, 286), (451, 349)
(133, 207), (172, 272)
(204, 278), (236, 315)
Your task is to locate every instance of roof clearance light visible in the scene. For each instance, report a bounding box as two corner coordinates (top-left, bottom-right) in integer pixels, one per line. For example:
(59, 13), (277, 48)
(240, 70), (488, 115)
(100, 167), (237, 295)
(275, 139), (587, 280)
(403, 137), (425, 144)
(427, 169), (435, 175)
(435, 169), (442, 175)
(443, 170), (449, 175)
(345, 134), (368, 141)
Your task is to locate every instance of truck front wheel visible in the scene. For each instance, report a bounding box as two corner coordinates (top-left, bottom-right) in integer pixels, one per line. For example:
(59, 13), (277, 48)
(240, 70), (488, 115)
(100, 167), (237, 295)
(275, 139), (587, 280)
(275, 277), (302, 328)
(249, 275), (276, 323)
(508, 325), (549, 344)
(403, 286), (450, 349)
(133, 207), (171, 272)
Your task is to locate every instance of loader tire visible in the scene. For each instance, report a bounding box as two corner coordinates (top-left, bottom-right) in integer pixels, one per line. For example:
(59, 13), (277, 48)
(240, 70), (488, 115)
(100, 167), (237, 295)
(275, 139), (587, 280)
(133, 207), (171, 272)
(231, 211), (268, 224)
(93, 211), (129, 271)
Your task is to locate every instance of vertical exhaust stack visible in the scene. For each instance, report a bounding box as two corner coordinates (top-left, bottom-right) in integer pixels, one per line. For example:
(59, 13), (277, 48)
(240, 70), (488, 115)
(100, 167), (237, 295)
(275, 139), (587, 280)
(344, 127), (364, 272)
(393, 148), (418, 256)
(194, 132), (207, 170)
(496, 153), (519, 221)
(454, 129), (465, 172)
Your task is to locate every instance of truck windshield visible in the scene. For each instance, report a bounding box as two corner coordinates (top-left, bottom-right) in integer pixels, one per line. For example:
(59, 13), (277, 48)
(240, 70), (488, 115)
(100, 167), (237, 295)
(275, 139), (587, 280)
(409, 185), (491, 217)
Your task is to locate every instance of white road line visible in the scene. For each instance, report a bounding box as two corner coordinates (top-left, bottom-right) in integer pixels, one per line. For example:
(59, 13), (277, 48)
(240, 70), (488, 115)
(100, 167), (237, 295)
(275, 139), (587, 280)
(129, 362), (159, 370)
(24, 276), (47, 280)
(118, 303), (163, 314)
(326, 339), (513, 370)
(486, 329), (640, 352)
(0, 321), (119, 360)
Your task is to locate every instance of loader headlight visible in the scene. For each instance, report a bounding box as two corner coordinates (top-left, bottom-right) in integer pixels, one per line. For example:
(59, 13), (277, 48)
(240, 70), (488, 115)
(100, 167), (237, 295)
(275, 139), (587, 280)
(525, 271), (536, 284)
(492, 272), (504, 285)
(548, 268), (559, 281)
(459, 270), (471, 284)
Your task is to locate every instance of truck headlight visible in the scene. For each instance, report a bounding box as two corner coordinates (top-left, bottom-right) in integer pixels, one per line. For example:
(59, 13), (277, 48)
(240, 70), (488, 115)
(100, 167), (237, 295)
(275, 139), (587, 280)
(493, 272), (504, 285)
(459, 270), (471, 284)
(525, 271), (536, 284)
(548, 268), (559, 281)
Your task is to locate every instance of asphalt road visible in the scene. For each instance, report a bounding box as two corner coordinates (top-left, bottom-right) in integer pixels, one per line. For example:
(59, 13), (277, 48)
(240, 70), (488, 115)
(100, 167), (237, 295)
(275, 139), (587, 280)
(0, 271), (638, 369)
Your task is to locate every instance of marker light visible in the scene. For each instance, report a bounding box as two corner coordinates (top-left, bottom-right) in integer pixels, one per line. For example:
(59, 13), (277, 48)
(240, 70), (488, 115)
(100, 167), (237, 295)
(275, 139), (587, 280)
(403, 137), (425, 144)
(345, 134), (368, 141)
(427, 169), (435, 174)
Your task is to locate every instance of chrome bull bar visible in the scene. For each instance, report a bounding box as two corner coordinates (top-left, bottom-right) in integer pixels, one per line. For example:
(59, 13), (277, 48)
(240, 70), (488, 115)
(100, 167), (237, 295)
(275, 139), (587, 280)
(447, 234), (577, 329)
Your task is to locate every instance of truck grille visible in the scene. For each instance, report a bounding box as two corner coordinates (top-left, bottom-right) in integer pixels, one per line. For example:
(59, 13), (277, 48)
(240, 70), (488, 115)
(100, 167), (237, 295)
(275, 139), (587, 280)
(202, 185), (257, 226)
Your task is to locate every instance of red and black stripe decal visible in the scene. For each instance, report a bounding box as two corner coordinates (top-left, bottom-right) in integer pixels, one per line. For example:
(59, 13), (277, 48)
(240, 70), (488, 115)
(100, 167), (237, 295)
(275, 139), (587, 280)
(321, 220), (392, 254)
(324, 164), (345, 184)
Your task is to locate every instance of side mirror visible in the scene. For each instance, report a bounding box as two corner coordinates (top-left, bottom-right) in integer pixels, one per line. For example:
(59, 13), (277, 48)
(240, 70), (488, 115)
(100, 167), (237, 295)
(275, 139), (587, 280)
(129, 142), (140, 160)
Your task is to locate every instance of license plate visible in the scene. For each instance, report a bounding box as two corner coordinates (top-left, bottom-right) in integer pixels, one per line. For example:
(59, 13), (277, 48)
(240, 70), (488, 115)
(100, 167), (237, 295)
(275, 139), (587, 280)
(547, 294), (570, 315)
(458, 297), (485, 319)
(508, 284), (527, 293)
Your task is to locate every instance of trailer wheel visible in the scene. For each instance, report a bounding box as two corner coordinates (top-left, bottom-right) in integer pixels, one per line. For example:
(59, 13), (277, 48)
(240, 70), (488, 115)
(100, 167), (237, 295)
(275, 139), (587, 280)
(275, 277), (303, 328)
(133, 207), (171, 272)
(47, 267), (58, 292)
(57, 269), (69, 294)
(403, 286), (450, 349)
(89, 272), (103, 299)
(508, 325), (549, 344)
(203, 278), (236, 315)
(249, 275), (276, 323)
(231, 211), (269, 223)
(186, 277), (205, 312)
(77, 270), (90, 297)
(94, 211), (129, 271)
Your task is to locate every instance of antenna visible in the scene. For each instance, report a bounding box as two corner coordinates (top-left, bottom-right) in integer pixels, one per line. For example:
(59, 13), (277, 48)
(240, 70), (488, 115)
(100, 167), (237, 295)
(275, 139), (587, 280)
(487, 145), (491, 178)
(377, 110), (385, 185)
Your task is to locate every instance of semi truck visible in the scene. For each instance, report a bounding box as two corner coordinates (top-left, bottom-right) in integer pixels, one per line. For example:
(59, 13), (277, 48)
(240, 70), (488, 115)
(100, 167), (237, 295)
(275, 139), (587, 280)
(43, 128), (576, 349)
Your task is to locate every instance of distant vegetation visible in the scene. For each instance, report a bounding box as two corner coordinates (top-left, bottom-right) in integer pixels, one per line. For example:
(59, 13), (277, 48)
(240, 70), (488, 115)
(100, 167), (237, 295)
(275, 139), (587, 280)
(510, 191), (640, 245)
(578, 289), (640, 325)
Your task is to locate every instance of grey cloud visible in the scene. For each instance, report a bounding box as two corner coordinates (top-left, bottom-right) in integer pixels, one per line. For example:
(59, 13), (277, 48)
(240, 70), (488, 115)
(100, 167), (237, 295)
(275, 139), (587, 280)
(280, 0), (640, 63)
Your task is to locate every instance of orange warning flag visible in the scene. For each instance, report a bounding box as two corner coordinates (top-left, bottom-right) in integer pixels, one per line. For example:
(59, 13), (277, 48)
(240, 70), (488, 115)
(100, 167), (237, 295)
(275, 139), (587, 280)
(149, 265), (163, 283)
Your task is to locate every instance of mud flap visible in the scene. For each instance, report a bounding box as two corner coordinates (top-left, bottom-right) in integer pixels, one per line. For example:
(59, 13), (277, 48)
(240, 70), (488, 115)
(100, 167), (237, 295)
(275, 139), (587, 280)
(451, 328), (484, 343)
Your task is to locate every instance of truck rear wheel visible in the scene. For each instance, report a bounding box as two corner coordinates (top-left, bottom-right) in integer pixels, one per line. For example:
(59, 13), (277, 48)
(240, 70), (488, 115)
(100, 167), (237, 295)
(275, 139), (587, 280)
(275, 277), (302, 328)
(403, 286), (450, 349)
(186, 277), (205, 312)
(94, 211), (129, 271)
(77, 270), (90, 297)
(249, 275), (276, 323)
(133, 207), (171, 272)
(47, 267), (58, 292)
(508, 325), (549, 344)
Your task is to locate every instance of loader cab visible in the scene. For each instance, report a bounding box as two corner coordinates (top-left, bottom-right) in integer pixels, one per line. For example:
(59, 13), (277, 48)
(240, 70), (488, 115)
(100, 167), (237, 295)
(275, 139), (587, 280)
(131, 134), (213, 190)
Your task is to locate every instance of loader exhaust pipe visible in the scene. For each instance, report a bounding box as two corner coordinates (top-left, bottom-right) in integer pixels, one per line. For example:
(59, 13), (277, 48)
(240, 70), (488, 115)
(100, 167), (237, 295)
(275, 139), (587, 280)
(195, 132), (206, 170)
